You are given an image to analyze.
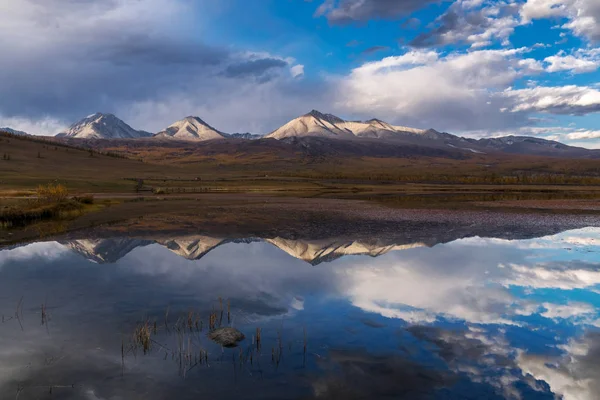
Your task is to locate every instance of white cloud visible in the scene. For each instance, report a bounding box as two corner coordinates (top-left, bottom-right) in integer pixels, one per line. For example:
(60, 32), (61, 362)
(335, 47), (539, 131)
(356, 51), (440, 74)
(0, 242), (69, 268)
(500, 85), (600, 114)
(339, 258), (524, 326)
(501, 263), (600, 290)
(521, 0), (600, 43)
(470, 125), (600, 146)
(518, 333), (600, 400)
(0, 114), (66, 136)
(566, 129), (600, 139)
(545, 55), (599, 73)
(521, 0), (569, 22)
(541, 302), (596, 319)
(544, 49), (600, 73)
(291, 64), (305, 78)
(334, 45), (600, 136)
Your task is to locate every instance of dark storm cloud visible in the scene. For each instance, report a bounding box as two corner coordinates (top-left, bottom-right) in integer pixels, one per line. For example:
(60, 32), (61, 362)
(410, 10), (461, 47)
(0, 0), (231, 123)
(223, 58), (289, 81)
(316, 0), (443, 25)
(90, 35), (228, 66)
(410, 2), (521, 48)
(0, 0), (305, 133)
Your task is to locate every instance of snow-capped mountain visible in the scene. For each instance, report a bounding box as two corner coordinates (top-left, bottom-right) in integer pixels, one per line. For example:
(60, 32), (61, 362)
(61, 239), (153, 263)
(56, 113), (152, 139)
(265, 238), (428, 265)
(265, 110), (356, 139)
(49, 111), (599, 158)
(265, 110), (428, 140)
(58, 236), (429, 265)
(153, 116), (227, 141)
(0, 127), (28, 135)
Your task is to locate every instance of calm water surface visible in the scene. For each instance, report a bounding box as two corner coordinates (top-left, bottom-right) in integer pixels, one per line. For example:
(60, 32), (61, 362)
(1, 228), (600, 399)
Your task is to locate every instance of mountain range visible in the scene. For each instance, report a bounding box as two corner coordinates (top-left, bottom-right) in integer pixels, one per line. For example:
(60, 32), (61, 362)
(58, 236), (429, 265)
(53, 219), (582, 265)
(3, 110), (599, 158)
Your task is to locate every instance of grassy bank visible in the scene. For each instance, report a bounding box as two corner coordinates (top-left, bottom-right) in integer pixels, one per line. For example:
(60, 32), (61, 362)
(0, 184), (96, 228)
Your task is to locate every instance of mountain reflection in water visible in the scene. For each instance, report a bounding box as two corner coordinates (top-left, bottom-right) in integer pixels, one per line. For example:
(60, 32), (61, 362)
(1, 226), (600, 399)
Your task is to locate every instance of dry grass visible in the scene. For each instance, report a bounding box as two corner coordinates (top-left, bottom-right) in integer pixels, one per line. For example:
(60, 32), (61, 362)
(36, 183), (68, 204)
(0, 183), (85, 227)
(3, 132), (600, 197)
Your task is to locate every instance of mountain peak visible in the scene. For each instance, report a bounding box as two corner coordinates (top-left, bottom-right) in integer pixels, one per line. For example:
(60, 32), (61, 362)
(184, 116), (204, 122)
(306, 109), (326, 118)
(57, 113), (152, 139)
(153, 116), (226, 141)
(305, 110), (345, 124)
(86, 112), (114, 120)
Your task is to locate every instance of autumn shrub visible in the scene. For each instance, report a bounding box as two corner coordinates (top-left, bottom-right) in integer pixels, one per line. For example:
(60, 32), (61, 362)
(36, 183), (69, 204)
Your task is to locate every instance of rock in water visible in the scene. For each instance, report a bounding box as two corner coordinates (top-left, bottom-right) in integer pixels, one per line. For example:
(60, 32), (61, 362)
(208, 327), (245, 348)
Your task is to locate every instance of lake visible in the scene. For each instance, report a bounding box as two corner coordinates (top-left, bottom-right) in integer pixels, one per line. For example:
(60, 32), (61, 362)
(1, 226), (600, 399)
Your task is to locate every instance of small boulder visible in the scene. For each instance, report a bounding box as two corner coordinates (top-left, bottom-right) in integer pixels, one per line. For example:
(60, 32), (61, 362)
(208, 327), (245, 348)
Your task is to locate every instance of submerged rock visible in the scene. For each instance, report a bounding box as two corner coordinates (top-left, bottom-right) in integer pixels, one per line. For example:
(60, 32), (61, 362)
(208, 327), (245, 348)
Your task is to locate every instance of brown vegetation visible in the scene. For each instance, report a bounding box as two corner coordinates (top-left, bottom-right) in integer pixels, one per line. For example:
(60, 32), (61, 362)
(0, 183), (84, 227)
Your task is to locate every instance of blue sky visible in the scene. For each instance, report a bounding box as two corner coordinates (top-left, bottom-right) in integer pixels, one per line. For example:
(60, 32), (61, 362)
(0, 0), (599, 147)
